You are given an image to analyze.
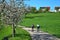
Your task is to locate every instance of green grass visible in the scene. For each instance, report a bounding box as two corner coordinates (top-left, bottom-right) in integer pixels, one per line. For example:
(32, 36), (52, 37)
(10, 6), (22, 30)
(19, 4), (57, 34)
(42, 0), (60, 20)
(0, 25), (12, 40)
(9, 27), (31, 40)
(0, 25), (31, 40)
(20, 12), (60, 38)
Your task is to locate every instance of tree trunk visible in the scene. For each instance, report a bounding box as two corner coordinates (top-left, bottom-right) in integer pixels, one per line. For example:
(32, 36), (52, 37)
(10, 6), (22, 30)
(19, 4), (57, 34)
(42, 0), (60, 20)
(12, 23), (15, 37)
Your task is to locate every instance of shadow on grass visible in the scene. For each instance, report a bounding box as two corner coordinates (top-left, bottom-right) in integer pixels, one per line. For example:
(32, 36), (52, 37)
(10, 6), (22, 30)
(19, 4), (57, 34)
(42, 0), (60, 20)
(25, 16), (44, 19)
(15, 34), (30, 37)
(2, 34), (12, 40)
(25, 16), (34, 19)
(53, 34), (60, 38)
(2, 34), (31, 40)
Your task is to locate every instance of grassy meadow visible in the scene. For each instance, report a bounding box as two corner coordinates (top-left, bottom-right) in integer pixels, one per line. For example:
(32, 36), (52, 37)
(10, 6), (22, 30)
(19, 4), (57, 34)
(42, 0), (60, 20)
(0, 25), (31, 40)
(20, 12), (60, 38)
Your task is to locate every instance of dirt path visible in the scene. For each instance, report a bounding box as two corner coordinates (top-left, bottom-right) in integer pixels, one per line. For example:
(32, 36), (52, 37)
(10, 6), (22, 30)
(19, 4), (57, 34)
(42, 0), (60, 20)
(22, 27), (60, 40)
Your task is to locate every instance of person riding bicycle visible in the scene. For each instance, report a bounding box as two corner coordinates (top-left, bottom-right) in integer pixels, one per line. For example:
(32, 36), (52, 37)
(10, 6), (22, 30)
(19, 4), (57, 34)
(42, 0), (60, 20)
(37, 24), (40, 32)
(31, 24), (34, 32)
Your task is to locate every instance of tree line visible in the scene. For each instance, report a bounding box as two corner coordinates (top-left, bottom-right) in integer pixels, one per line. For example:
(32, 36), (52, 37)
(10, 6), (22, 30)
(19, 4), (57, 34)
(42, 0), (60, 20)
(29, 6), (60, 13)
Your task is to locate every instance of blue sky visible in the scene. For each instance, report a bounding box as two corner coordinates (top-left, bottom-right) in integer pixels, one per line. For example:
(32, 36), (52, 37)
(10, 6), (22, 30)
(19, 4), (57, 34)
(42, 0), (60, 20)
(7, 0), (60, 10)
(24, 0), (60, 10)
